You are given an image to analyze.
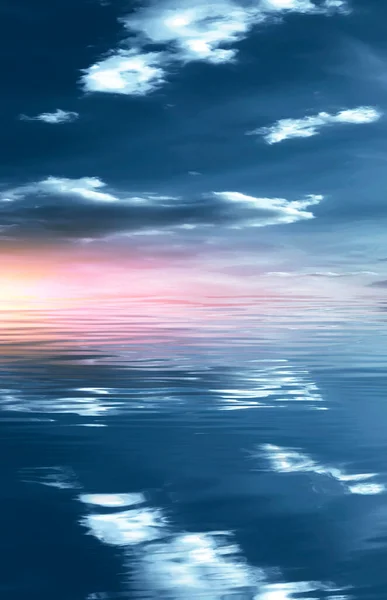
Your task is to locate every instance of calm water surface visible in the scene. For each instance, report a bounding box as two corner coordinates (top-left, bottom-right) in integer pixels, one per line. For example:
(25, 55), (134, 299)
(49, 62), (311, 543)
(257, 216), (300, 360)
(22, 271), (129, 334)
(1, 298), (387, 599)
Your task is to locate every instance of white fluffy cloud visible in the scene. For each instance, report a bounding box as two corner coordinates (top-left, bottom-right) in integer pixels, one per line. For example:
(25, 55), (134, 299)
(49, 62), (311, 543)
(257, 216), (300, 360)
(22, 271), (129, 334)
(82, 0), (348, 95)
(82, 50), (166, 95)
(213, 191), (323, 226)
(19, 109), (79, 124)
(122, 1), (258, 65)
(0, 177), (118, 203)
(248, 106), (382, 144)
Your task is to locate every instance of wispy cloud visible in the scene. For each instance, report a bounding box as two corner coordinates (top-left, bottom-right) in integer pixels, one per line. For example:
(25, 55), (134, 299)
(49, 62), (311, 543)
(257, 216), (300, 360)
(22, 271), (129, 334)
(19, 109), (79, 124)
(0, 176), (323, 243)
(248, 106), (382, 144)
(82, 0), (349, 95)
(266, 270), (379, 278)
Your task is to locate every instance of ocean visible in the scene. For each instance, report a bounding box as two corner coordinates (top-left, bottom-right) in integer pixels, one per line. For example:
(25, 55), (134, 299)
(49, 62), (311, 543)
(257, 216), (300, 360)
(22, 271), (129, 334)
(1, 296), (387, 599)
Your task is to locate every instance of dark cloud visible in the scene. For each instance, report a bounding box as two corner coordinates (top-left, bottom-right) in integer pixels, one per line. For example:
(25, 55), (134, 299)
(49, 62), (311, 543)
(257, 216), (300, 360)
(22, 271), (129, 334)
(369, 279), (387, 288)
(0, 178), (322, 244)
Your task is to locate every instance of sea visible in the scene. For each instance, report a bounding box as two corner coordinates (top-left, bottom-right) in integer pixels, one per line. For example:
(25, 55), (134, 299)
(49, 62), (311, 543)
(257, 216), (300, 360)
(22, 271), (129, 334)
(1, 295), (387, 599)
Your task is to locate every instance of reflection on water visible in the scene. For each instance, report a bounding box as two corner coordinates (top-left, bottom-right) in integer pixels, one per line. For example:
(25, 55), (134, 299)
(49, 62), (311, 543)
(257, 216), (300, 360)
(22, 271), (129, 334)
(259, 444), (385, 496)
(1, 298), (387, 599)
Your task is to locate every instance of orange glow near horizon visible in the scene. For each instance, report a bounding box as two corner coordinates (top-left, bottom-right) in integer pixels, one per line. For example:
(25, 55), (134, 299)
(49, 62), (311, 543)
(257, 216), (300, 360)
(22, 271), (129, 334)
(0, 247), (274, 306)
(0, 247), (372, 315)
(0, 248), (178, 306)
(0, 249), (378, 363)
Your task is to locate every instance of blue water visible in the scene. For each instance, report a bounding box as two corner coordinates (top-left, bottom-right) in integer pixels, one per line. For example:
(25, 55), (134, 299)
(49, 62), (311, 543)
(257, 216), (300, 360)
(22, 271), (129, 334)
(1, 299), (387, 599)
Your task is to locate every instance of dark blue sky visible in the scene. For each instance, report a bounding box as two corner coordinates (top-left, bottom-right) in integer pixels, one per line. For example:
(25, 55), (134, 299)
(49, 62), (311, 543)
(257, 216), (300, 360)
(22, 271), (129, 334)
(1, 0), (387, 293)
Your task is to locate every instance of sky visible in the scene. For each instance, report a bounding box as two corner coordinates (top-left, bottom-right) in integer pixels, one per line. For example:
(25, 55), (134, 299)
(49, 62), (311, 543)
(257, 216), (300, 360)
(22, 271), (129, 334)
(1, 0), (387, 304)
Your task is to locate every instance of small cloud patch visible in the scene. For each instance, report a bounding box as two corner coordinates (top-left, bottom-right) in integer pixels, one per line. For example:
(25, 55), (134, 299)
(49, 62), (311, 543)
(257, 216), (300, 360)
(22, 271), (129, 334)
(82, 50), (166, 96)
(19, 109), (79, 124)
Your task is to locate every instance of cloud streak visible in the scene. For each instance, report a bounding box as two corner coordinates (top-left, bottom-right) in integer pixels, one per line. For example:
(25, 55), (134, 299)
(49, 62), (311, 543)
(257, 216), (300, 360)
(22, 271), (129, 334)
(248, 106), (382, 144)
(266, 270), (379, 278)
